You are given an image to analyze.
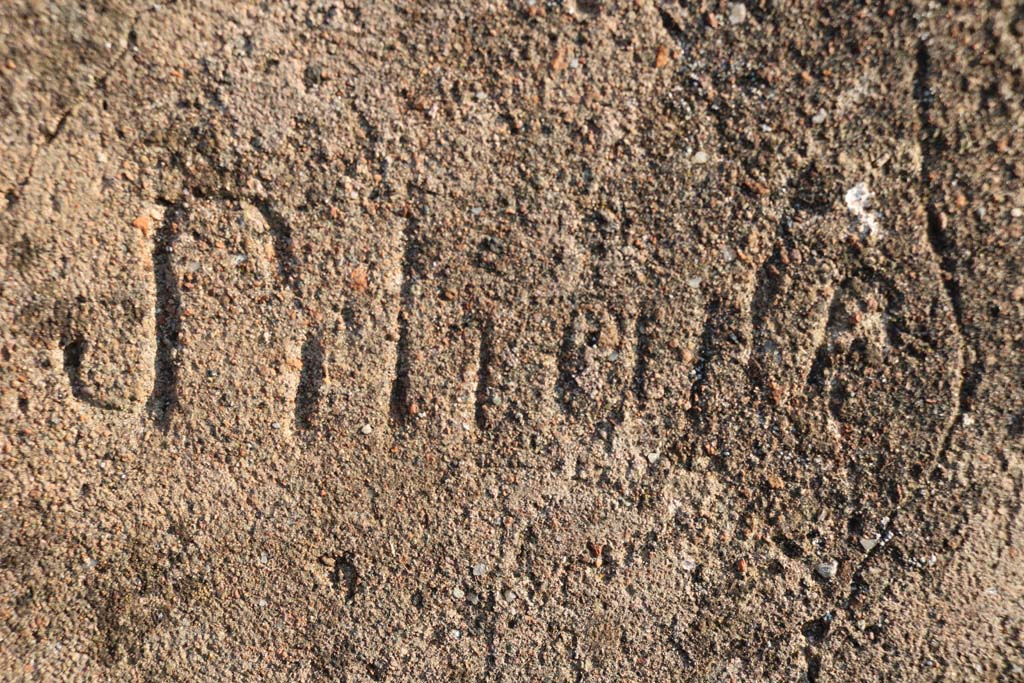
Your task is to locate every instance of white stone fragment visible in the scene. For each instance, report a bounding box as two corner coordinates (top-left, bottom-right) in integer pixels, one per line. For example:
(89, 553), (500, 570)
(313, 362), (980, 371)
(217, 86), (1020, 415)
(845, 182), (883, 240)
(860, 535), (879, 553)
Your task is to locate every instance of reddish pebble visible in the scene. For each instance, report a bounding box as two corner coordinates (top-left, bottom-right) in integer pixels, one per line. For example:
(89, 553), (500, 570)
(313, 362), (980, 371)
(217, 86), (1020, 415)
(349, 266), (369, 293)
(133, 214), (151, 236)
(655, 45), (670, 69)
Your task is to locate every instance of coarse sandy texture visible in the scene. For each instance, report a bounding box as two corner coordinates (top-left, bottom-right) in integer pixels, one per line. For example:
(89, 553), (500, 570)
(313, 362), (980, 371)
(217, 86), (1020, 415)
(1, 1), (1022, 681)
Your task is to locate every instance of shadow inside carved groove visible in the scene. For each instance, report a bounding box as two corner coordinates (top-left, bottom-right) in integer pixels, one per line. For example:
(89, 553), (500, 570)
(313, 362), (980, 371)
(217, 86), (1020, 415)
(321, 553), (359, 603)
(59, 331), (119, 411)
(656, 5), (684, 38)
(805, 283), (844, 395)
(631, 308), (654, 410)
(60, 335), (117, 410)
(389, 212), (419, 424)
(474, 324), (494, 430)
(61, 336), (87, 399)
(295, 333), (324, 430)
(555, 311), (580, 416)
(389, 320), (412, 423)
(749, 240), (788, 349)
(254, 200), (301, 302)
(148, 206), (183, 428)
(686, 298), (721, 434)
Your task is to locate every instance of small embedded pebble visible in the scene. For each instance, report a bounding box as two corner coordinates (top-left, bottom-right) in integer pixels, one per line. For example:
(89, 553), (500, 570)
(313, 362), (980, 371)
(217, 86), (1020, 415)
(360, 423), (373, 435)
(646, 452), (660, 464)
(692, 150), (709, 165)
(504, 589), (516, 602)
(654, 45), (670, 69)
(452, 586), (465, 600)
(812, 108), (827, 125)
(450, 629), (461, 640)
(467, 591), (480, 605)
(728, 3), (747, 25)
(681, 558), (697, 571)
(132, 214), (152, 236)
(472, 563), (486, 576)
(817, 561), (838, 580)
(348, 265), (369, 293)
(860, 536), (879, 553)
